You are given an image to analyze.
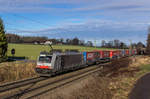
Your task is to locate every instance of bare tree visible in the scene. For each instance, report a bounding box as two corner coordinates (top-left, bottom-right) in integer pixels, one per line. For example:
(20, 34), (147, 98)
(120, 42), (127, 49)
(146, 27), (150, 55)
(114, 39), (120, 48)
(86, 41), (93, 47)
(101, 40), (106, 47)
(72, 37), (79, 45)
(79, 40), (85, 46)
(108, 41), (113, 48)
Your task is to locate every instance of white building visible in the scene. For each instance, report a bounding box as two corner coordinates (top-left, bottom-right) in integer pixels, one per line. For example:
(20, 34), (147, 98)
(44, 41), (52, 45)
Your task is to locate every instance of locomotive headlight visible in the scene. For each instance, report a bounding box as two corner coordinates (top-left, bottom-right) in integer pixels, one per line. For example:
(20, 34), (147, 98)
(36, 65), (51, 69)
(36, 62), (51, 69)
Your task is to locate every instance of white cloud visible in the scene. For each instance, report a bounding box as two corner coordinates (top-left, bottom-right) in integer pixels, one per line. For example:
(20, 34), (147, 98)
(0, 0), (149, 13)
(2, 0), (149, 43)
(8, 19), (148, 36)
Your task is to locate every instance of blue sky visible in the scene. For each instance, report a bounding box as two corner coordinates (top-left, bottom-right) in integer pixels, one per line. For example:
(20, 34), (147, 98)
(0, 0), (150, 44)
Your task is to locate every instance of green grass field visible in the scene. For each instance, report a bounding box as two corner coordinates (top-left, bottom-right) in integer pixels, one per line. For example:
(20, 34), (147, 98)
(7, 43), (115, 60)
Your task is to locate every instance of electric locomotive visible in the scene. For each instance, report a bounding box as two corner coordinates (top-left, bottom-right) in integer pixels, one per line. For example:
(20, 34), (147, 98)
(35, 51), (85, 76)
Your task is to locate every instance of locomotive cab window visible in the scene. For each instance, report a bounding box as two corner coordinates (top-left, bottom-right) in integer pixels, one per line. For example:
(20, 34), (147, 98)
(38, 56), (52, 63)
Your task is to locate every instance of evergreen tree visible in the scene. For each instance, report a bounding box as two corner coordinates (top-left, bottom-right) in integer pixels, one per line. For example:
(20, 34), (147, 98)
(0, 18), (7, 62)
(146, 27), (150, 55)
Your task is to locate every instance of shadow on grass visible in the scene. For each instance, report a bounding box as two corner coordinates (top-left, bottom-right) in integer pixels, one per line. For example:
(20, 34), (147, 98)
(7, 56), (28, 62)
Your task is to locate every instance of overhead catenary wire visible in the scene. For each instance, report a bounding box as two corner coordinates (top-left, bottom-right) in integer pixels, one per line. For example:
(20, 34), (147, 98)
(0, 12), (70, 43)
(11, 14), (51, 27)
(0, 13), (50, 33)
(11, 14), (71, 39)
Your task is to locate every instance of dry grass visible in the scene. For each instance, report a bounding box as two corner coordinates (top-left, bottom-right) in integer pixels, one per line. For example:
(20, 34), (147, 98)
(39, 57), (133, 99)
(107, 56), (150, 99)
(47, 75), (112, 99)
(130, 56), (150, 67)
(0, 61), (37, 84)
(47, 56), (150, 99)
(66, 76), (112, 99)
(1, 56), (150, 99)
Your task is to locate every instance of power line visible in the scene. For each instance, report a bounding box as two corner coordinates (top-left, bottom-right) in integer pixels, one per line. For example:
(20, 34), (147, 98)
(0, 13), (67, 39)
(4, 20), (50, 35)
(0, 11), (50, 27)
(5, 21), (41, 30)
(10, 14), (68, 38)
(0, 13), (50, 30)
(4, 23), (29, 33)
(12, 14), (50, 27)
(0, 14), (43, 32)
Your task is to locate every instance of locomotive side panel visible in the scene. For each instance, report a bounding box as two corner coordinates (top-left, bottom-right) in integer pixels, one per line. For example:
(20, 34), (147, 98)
(52, 54), (62, 72)
(60, 53), (84, 70)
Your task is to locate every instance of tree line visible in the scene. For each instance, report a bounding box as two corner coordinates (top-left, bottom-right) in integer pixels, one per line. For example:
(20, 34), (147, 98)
(6, 34), (93, 47)
(101, 40), (128, 49)
(6, 33), (146, 49)
(101, 40), (145, 49)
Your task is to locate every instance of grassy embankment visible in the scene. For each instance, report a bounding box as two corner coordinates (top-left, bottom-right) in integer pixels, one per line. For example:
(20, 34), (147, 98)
(7, 43), (115, 60)
(47, 56), (150, 99)
(0, 62), (36, 84)
(0, 55), (150, 99)
(105, 56), (150, 99)
(2, 43), (150, 99)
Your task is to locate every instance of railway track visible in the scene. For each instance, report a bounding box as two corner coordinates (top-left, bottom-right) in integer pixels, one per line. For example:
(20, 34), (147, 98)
(26, 67), (102, 99)
(0, 77), (46, 93)
(0, 64), (107, 99)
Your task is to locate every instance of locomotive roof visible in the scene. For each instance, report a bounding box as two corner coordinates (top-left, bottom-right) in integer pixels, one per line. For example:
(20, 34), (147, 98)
(54, 52), (82, 56)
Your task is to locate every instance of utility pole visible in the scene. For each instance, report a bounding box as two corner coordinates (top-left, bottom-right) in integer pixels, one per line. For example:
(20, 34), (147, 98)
(94, 40), (96, 48)
(129, 39), (132, 50)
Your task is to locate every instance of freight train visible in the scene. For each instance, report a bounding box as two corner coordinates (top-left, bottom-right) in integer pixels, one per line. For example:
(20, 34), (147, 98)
(35, 49), (137, 76)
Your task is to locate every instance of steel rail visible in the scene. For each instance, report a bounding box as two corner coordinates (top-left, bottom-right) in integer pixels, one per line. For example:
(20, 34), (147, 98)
(0, 77), (47, 93)
(27, 68), (102, 99)
(2, 65), (104, 99)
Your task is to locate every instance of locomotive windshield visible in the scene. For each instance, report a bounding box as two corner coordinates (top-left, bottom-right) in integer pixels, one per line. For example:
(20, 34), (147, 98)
(38, 56), (52, 63)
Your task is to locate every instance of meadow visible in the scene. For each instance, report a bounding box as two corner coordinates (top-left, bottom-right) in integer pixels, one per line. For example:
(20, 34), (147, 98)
(7, 43), (115, 60)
